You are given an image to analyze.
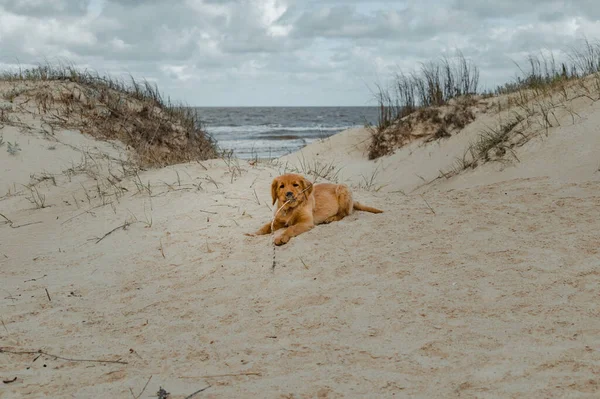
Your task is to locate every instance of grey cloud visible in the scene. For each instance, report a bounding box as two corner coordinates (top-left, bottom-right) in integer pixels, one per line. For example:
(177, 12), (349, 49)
(453, 0), (600, 20)
(0, 0), (599, 106)
(0, 0), (90, 16)
(291, 6), (409, 39)
(539, 11), (565, 23)
(290, 4), (477, 41)
(452, 0), (556, 18)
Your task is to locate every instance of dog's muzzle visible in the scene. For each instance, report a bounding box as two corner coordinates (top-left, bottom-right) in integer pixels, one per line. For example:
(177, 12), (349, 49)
(285, 191), (294, 200)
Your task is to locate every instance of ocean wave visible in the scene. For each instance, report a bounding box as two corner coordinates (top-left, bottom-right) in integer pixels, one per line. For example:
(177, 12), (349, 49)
(206, 125), (353, 135)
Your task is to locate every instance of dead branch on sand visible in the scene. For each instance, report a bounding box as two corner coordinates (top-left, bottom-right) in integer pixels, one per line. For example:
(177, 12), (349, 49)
(184, 385), (211, 399)
(270, 182), (314, 272)
(93, 221), (133, 244)
(0, 212), (42, 229)
(130, 375), (152, 399)
(420, 195), (436, 215)
(0, 348), (128, 365)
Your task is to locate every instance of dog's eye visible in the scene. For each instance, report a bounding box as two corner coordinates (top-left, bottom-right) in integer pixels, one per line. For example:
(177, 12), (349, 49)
(293, 183), (299, 187)
(279, 184), (284, 189)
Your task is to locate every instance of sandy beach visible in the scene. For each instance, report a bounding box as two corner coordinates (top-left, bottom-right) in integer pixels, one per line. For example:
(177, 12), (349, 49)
(1, 73), (600, 399)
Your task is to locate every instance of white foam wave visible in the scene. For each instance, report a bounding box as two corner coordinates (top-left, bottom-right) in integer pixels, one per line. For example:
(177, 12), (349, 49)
(207, 125), (353, 135)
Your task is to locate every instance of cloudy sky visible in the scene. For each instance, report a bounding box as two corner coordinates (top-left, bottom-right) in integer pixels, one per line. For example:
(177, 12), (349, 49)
(0, 0), (599, 106)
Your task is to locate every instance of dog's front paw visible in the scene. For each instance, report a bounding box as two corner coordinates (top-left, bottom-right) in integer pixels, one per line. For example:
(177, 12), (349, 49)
(273, 234), (290, 246)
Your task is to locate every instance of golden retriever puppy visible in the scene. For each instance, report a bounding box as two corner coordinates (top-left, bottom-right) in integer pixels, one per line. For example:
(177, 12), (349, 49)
(247, 173), (383, 245)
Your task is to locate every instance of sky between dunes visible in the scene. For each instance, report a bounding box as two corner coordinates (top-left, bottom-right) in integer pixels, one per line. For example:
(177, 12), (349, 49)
(1, 0), (599, 106)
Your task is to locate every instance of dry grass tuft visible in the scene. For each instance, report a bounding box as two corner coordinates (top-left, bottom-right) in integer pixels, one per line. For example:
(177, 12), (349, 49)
(368, 53), (481, 159)
(370, 38), (600, 164)
(274, 154), (342, 183)
(0, 62), (217, 167)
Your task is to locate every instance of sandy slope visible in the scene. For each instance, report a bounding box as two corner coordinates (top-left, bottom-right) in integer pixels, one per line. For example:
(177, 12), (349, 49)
(281, 93), (600, 195)
(1, 83), (600, 398)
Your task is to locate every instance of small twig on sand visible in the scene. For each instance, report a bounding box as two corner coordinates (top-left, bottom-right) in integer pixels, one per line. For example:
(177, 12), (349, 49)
(0, 212), (42, 229)
(420, 195), (436, 215)
(299, 258), (310, 270)
(130, 375), (152, 399)
(270, 199), (290, 273)
(197, 209), (218, 215)
(1, 318), (8, 334)
(24, 274), (47, 282)
(0, 348), (128, 365)
(159, 238), (166, 258)
(44, 288), (51, 302)
(61, 203), (111, 225)
(270, 183), (313, 273)
(0, 213), (13, 226)
(252, 188), (260, 205)
(184, 385), (211, 399)
(200, 372), (261, 378)
(94, 221), (133, 244)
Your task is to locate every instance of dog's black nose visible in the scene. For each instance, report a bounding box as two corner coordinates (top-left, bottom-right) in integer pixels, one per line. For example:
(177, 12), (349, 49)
(286, 191), (294, 198)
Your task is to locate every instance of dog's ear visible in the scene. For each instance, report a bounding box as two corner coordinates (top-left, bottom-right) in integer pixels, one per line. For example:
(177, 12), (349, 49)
(301, 177), (313, 199)
(271, 178), (278, 205)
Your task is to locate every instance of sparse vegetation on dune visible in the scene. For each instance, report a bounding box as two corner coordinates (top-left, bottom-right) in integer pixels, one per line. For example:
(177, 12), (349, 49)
(495, 38), (600, 96)
(0, 62), (217, 167)
(371, 39), (600, 170)
(369, 52), (481, 159)
(444, 39), (600, 177)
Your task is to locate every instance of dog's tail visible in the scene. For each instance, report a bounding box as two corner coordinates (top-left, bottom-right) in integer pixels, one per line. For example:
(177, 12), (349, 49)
(353, 202), (383, 214)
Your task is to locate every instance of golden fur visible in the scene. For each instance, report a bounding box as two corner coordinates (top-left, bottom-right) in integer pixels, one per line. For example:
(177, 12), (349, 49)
(247, 173), (383, 245)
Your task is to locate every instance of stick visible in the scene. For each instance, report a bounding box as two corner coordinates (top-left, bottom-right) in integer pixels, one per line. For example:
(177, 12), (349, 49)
(61, 203), (111, 225)
(1, 318), (8, 334)
(0, 348), (128, 365)
(0, 212), (42, 229)
(299, 258), (310, 270)
(197, 209), (218, 215)
(270, 182), (313, 272)
(130, 375), (152, 399)
(94, 221), (132, 244)
(25, 274), (47, 282)
(271, 199), (290, 273)
(420, 195), (436, 215)
(159, 238), (165, 259)
(45, 288), (51, 302)
(199, 372), (261, 378)
(252, 188), (260, 205)
(184, 385), (211, 399)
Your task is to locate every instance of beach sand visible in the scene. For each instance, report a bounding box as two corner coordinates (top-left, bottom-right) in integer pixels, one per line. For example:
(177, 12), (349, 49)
(1, 79), (599, 398)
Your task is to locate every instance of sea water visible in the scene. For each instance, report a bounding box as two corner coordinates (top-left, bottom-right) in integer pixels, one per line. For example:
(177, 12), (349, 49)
(194, 106), (379, 159)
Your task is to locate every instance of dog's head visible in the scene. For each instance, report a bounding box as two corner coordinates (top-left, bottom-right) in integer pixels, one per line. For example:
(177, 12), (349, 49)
(271, 173), (313, 207)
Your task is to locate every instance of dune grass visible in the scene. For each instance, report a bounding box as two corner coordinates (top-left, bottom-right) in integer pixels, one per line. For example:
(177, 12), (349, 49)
(371, 38), (600, 171)
(496, 38), (600, 96)
(0, 62), (217, 167)
(369, 52), (480, 159)
(440, 39), (600, 178)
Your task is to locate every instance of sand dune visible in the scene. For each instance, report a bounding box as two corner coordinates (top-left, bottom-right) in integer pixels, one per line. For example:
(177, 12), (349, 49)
(1, 79), (599, 398)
